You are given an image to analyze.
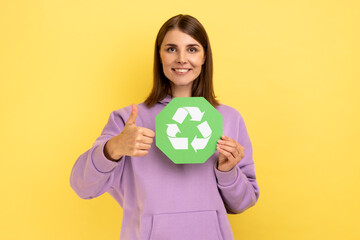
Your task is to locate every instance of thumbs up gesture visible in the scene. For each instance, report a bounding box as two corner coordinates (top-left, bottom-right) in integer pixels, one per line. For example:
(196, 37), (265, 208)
(104, 104), (155, 161)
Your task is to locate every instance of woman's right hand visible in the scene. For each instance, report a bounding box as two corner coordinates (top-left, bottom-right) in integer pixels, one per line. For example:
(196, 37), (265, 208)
(104, 104), (155, 161)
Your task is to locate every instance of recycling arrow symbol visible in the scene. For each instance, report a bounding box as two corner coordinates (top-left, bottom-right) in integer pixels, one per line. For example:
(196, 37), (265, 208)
(166, 107), (212, 152)
(156, 97), (223, 164)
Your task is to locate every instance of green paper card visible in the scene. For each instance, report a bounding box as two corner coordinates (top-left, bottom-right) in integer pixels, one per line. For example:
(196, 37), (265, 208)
(155, 97), (223, 164)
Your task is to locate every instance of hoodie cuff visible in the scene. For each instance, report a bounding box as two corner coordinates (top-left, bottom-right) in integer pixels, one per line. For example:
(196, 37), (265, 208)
(214, 165), (239, 187)
(92, 141), (119, 173)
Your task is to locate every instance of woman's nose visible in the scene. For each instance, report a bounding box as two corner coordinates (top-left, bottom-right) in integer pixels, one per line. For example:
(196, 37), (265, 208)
(176, 50), (187, 64)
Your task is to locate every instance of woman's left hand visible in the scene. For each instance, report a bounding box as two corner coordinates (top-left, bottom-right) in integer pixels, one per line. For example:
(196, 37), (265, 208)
(217, 135), (245, 172)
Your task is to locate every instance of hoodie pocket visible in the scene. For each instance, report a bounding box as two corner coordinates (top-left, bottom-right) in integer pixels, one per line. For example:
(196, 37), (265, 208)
(149, 210), (224, 240)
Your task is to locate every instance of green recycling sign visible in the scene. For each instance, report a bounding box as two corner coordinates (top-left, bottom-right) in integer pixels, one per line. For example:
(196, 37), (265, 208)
(155, 97), (223, 164)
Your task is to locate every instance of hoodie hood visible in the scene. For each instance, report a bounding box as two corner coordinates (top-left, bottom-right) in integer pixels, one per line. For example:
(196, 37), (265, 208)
(158, 95), (173, 105)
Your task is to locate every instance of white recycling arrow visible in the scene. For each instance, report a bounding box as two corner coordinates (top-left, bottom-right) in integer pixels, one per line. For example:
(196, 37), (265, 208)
(167, 106), (211, 152)
(169, 137), (188, 149)
(197, 121), (211, 138)
(172, 108), (188, 124)
(191, 136), (210, 152)
(166, 124), (180, 137)
(185, 107), (204, 121)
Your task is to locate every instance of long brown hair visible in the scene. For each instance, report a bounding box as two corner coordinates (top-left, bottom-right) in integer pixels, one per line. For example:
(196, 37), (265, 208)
(144, 14), (219, 107)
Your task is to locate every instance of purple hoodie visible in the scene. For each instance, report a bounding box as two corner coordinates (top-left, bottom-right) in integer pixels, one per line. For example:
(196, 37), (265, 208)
(70, 96), (259, 240)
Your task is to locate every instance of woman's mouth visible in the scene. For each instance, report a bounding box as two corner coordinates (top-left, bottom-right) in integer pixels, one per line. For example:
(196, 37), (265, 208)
(172, 68), (191, 74)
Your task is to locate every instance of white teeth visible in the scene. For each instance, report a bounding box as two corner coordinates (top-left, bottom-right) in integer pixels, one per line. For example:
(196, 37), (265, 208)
(174, 69), (189, 73)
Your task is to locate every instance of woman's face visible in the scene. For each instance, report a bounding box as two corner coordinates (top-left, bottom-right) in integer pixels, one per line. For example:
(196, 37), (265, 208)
(159, 29), (205, 95)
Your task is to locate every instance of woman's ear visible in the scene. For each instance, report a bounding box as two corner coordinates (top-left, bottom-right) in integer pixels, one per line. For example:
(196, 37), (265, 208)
(202, 54), (206, 65)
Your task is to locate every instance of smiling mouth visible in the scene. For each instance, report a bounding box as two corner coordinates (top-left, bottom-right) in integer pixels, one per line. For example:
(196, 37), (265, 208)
(172, 68), (191, 73)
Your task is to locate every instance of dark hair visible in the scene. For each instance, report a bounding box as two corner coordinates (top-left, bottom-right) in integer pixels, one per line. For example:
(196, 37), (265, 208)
(144, 14), (219, 107)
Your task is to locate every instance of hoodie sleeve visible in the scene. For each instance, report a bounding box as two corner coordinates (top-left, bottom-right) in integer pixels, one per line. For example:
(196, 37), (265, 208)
(214, 112), (260, 214)
(70, 110), (126, 199)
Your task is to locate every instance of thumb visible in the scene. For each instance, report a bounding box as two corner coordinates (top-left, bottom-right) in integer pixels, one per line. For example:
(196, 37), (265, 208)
(126, 104), (138, 125)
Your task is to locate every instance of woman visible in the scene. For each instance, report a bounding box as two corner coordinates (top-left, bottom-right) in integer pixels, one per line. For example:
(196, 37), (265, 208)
(70, 14), (259, 240)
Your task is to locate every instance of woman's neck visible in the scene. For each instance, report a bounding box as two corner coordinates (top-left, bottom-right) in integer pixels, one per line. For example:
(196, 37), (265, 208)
(171, 85), (192, 98)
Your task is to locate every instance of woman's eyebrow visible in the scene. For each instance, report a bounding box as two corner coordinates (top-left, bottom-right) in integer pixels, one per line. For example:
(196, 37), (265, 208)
(187, 44), (200, 47)
(164, 43), (200, 47)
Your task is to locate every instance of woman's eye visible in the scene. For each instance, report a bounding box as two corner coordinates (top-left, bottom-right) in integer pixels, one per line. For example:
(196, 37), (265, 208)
(189, 48), (197, 53)
(167, 47), (176, 52)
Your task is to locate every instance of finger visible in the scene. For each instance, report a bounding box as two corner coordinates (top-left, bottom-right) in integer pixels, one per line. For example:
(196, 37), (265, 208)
(142, 136), (154, 144)
(140, 127), (155, 138)
(221, 135), (234, 141)
(133, 149), (149, 157)
(217, 139), (237, 149)
(217, 147), (236, 162)
(220, 135), (238, 146)
(220, 136), (244, 152)
(126, 104), (138, 125)
(217, 144), (239, 159)
(135, 142), (152, 150)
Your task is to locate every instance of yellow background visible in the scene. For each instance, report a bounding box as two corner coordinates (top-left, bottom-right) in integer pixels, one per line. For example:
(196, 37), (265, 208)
(1, 0), (359, 239)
